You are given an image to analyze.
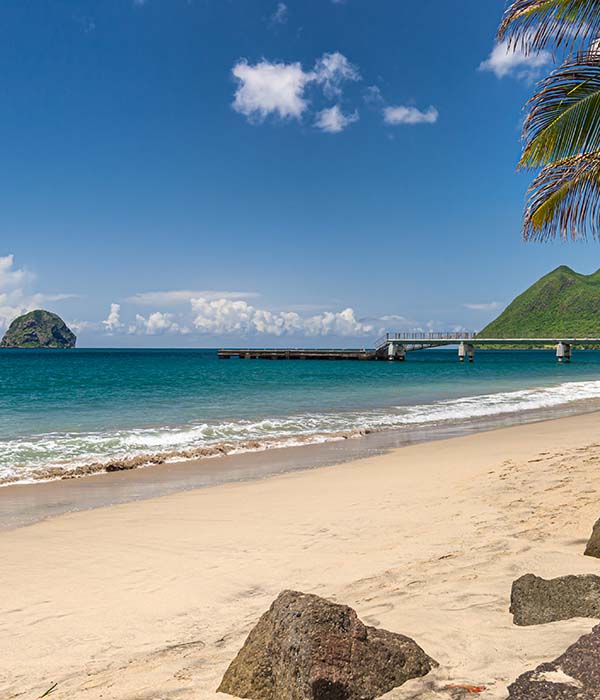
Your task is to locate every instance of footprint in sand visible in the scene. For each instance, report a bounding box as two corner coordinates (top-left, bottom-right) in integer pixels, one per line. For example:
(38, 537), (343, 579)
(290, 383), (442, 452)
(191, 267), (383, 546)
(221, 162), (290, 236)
(360, 602), (394, 626)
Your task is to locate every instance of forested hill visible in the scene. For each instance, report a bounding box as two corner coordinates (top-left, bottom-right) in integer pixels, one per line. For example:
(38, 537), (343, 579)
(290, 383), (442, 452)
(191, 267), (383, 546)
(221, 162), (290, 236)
(479, 266), (600, 338)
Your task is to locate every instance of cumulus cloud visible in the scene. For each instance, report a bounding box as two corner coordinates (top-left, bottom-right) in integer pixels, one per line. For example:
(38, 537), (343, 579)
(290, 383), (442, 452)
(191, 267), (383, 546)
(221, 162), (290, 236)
(0, 254), (77, 330)
(479, 40), (551, 81)
(102, 303), (123, 333)
(364, 85), (384, 106)
(313, 51), (360, 98)
(463, 301), (503, 311)
(190, 297), (373, 337)
(125, 290), (258, 306)
(270, 2), (287, 25)
(232, 59), (313, 120)
(383, 105), (439, 125)
(129, 312), (188, 336)
(315, 105), (359, 133)
(232, 51), (360, 124)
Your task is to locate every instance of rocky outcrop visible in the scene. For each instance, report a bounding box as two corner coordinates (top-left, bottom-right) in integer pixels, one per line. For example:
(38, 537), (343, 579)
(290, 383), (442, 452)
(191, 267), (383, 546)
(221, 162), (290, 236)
(217, 590), (437, 700)
(507, 624), (600, 699)
(0, 310), (76, 349)
(510, 573), (600, 626)
(585, 519), (600, 559)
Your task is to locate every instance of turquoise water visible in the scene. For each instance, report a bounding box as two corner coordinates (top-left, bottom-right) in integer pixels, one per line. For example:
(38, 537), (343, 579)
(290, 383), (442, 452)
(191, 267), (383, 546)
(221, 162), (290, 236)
(2, 348), (600, 484)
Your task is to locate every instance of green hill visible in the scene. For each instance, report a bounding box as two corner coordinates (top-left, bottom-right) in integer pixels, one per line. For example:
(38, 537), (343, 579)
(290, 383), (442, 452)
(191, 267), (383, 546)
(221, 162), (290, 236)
(0, 310), (76, 349)
(479, 266), (600, 338)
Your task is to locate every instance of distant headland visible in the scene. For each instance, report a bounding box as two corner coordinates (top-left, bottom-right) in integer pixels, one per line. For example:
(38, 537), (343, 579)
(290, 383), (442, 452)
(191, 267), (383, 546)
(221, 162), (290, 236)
(479, 265), (600, 339)
(0, 310), (76, 349)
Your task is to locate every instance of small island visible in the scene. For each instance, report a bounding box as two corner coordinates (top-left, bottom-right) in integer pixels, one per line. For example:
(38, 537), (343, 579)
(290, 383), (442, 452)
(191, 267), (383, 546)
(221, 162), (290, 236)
(0, 309), (76, 349)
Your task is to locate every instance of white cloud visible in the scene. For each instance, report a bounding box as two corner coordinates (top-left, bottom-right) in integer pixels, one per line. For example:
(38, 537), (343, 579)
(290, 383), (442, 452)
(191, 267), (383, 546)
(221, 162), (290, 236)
(364, 85), (384, 106)
(232, 59), (313, 120)
(313, 51), (360, 98)
(383, 105), (439, 125)
(129, 312), (188, 336)
(478, 40), (551, 81)
(68, 319), (100, 334)
(0, 254), (77, 330)
(463, 302), (503, 311)
(379, 314), (409, 322)
(315, 105), (359, 133)
(190, 297), (373, 337)
(231, 51), (360, 124)
(270, 2), (287, 25)
(125, 290), (258, 306)
(102, 303), (123, 333)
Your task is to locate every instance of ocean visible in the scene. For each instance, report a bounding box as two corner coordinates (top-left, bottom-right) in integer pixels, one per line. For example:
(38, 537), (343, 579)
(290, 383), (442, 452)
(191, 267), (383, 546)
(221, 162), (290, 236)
(2, 347), (600, 486)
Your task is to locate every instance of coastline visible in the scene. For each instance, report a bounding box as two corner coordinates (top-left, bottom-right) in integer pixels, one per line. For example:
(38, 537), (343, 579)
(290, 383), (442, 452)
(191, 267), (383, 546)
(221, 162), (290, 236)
(3, 395), (600, 531)
(6, 349), (600, 489)
(3, 411), (600, 699)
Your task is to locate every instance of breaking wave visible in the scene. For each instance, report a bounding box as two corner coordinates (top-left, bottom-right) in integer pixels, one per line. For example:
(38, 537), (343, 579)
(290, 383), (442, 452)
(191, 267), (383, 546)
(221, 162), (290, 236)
(3, 378), (600, 485)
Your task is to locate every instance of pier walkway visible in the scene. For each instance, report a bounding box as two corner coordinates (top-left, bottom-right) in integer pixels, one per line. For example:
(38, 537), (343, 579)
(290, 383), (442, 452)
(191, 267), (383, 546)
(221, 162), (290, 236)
(219, 332), (600, 363)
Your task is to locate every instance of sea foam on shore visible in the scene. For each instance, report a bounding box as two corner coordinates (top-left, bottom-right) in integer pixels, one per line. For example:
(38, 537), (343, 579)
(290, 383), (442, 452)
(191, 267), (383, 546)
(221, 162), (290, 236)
(4, 377), (600, 485)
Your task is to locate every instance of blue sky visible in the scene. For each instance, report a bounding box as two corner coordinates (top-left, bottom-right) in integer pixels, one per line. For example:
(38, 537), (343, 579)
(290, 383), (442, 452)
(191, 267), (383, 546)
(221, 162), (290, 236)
(0, 0), (597, 347)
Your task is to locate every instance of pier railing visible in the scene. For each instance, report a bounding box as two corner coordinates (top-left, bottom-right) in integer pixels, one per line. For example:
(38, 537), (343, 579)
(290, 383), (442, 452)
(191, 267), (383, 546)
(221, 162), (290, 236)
(377, 331), (476, 344)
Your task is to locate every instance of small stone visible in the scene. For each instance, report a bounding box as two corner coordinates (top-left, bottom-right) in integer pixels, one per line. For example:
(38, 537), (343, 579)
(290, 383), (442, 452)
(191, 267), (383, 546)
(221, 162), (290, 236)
(217, 590), (437, 700)
(510, 573), (600, 626)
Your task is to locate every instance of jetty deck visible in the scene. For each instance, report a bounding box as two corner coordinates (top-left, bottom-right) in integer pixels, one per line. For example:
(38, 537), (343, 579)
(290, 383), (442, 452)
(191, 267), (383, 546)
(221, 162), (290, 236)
(218, 348), (376, 360)
(219, 332), (600, 363)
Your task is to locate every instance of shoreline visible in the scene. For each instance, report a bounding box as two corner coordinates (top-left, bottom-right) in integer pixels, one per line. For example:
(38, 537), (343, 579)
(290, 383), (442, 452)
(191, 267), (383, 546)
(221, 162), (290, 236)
(3, 397), (600, 531)
(3, 411), (600, 699)
(6, 365), (600, 489)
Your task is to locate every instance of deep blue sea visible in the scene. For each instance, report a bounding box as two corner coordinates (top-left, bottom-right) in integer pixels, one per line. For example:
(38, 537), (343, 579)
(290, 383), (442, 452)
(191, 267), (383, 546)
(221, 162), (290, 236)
(2, 348), (600, 485)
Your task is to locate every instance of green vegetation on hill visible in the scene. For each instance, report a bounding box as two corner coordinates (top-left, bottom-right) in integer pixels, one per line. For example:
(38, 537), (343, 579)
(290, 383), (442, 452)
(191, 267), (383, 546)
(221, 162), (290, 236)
(479, 266), (600, 339)
(0, 310), (76, 349)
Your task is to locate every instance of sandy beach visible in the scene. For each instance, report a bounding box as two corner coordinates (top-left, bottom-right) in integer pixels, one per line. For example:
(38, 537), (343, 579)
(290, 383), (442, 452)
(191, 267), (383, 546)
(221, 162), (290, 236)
(3, 411), (600, 699)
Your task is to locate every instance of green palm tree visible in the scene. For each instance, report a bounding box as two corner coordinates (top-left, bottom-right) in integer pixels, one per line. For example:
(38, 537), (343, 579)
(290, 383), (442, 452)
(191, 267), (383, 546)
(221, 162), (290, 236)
(498, 1), (600, 240)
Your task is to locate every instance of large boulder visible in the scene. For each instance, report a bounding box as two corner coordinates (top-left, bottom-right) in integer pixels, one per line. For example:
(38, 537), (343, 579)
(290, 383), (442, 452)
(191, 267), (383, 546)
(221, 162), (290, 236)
(510, 573), (600, 626)
(507, 624), (600, 699)
(217, 590), (437, 700)
(1, 310), (76, 349)
(585, 519), (600, 559)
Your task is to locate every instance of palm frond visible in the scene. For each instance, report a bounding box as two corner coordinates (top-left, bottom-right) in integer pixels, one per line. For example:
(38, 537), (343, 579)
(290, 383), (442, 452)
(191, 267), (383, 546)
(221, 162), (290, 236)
(524, 151), (600, 240)
(498, 0), (600, 54)
(520, 55), (600, 168)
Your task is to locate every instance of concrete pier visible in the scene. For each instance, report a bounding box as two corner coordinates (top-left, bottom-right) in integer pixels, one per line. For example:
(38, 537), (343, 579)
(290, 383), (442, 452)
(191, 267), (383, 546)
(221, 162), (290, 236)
(219, 333), (600, 362)
(556, 342), (572, 363)
(458, 343), (475, 363)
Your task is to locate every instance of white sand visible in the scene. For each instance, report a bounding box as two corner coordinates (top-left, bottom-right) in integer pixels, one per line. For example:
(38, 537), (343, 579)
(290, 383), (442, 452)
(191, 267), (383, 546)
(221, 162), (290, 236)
(2, 412), (600, 699)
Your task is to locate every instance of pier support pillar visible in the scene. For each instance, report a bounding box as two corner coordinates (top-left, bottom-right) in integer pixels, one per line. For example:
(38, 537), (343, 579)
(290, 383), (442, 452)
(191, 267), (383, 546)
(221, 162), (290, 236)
(458, 343), (475, 363)
(387, 342), (405, 361)
(556, 342), (572, 363)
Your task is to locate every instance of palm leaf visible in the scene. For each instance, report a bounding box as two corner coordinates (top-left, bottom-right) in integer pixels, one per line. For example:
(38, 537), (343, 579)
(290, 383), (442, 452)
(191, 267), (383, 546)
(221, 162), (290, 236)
(498, 0), (600, 54)
(524, 151), (600, 239)
(520, 55), (600, 168)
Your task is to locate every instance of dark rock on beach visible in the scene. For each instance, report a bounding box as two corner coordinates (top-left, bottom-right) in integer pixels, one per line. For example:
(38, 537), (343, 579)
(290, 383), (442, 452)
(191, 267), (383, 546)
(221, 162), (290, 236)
(0, 309), (76, 349)
(217, 590), (437, 700)
(510, 573), (600, 626)
(507, 623), (600, 699)
(585, 518), (600, 559)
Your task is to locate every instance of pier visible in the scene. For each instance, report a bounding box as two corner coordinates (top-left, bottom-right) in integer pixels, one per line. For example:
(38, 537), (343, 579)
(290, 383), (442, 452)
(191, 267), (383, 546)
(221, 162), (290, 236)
(374, 333), (586, 363)
(218, 332), (600, 363)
